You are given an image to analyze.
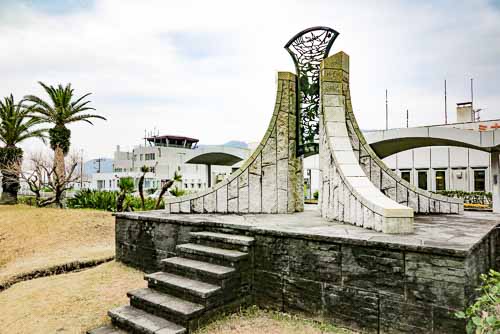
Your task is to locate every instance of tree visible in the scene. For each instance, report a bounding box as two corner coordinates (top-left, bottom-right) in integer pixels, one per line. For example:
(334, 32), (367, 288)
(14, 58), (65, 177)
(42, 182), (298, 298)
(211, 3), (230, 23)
(116, 177), (135, 212)
(5, 151), (81, 208)
(138, 165), (149, 210)
(0, 95), (46, 204)
(24, 82), (105, 184)
(155, 171), (182, 209)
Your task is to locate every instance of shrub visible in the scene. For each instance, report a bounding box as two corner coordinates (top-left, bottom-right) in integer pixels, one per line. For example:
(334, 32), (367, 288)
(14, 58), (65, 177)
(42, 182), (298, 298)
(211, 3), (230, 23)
(456, 269), (500, 333)
(66, 189), (164, 211)
(67, 189), (117, 211)
(313, 190), (319, 200)
(436, 190), (492, 207)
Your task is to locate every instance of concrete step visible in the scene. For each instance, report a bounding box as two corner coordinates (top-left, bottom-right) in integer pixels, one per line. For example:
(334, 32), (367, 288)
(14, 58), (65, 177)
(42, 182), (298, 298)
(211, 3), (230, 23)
(176, 243), (248, 267)
(109, 305), (186, 334)
(128, 288), (204, 326)
(189, 232), (254, 251)
(87, 325), (129, 334)
(162, 257), (236, 284)
(145, 272), (221, 306)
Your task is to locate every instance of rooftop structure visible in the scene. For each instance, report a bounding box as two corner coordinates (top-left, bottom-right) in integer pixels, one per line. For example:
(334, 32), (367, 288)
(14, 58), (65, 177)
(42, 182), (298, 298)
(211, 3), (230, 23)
(145, 135), (199, 149)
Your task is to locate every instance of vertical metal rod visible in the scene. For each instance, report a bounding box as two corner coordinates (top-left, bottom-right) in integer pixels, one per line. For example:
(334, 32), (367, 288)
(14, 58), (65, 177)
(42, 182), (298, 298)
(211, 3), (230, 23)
(385, 89), (388, 130)
(470, 78), (474, 121)
(444, 79), (448, 124)
(406, 109), (409, 128)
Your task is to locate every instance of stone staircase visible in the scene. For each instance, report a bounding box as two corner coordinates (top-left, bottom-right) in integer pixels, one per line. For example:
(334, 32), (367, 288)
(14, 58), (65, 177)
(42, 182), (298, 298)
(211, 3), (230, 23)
(88, 231), (254, 334)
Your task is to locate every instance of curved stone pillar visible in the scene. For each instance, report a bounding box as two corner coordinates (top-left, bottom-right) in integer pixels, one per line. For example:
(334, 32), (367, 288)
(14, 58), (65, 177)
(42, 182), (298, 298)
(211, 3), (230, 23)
(339, 60), (463, 215)
(319, 52), (415, 233)
(164, 72), (304, 214)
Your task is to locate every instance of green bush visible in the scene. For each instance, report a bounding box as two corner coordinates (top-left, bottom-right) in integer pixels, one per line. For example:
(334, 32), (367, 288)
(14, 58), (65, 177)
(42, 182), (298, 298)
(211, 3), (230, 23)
(18, 195), (37, 206)
(456, 269), (500, 333)
(436, 190), (492, 206)
(67, 189), (164, 211)
(313, 190), (319, 200)
(67, 189), (117, 211)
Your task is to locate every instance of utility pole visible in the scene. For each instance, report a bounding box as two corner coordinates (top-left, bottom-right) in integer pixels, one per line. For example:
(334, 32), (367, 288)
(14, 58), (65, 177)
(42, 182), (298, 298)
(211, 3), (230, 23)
(80, 149), (84, 189)
(385, 89), (388, 130)
(406, 109), (409, 128)
(444, 79), (448, 124)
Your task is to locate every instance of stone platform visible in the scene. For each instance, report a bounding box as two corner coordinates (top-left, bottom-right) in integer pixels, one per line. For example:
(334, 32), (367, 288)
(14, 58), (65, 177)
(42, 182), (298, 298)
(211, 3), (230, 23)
(115, 207), (500, 333)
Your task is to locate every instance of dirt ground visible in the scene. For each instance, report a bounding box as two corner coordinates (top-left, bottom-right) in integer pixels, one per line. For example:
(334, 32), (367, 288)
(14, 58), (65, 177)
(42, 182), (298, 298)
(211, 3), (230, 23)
(0, 205), (115, 288)
(0, 261), (145, 333)
(197, 307), (354, 334)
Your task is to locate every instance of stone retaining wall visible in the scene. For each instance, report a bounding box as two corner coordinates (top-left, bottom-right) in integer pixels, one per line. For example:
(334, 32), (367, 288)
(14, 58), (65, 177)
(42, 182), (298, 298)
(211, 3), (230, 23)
(115, 215), (500, 334)
(163, 72), (303, 214)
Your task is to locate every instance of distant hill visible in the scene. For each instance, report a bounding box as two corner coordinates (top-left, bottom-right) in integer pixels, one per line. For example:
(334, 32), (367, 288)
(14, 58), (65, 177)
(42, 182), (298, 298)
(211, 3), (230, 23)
(223, 140), (248, 149)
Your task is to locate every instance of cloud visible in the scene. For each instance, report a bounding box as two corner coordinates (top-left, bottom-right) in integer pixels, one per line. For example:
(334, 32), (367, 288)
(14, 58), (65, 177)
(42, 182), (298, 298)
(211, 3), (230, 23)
(0, 0), (499, 159)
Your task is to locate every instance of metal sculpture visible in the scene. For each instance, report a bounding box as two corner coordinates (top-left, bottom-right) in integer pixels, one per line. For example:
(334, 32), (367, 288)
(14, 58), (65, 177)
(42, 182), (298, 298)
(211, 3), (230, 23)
(285, 26), (339, 157)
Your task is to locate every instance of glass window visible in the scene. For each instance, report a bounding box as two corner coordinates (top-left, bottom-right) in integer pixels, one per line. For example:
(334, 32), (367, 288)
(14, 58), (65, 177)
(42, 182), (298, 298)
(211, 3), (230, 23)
(474, 170), (486, 191)
(418, 171), (427, 190)
(401, 171), (411, 183)
(435, 170), (446, 191)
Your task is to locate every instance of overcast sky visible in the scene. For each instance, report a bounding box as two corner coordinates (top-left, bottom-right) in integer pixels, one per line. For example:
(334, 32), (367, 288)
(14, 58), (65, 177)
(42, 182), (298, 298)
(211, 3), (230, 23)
(1, 0), (500, 159)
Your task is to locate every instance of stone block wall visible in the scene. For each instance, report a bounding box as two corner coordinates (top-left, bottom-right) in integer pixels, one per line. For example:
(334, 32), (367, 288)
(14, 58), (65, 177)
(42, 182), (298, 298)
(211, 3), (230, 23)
(164, 72), (303, 214)
(115, 215), (500, 333)
(319, 52), (414, 233)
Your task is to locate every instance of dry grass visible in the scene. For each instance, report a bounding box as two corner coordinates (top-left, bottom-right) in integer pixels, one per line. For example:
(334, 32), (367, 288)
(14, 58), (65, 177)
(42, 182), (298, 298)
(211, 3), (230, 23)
(0, 261), (145, 334)
(0, 205), (115, 288)
(196, 306), (355, 334)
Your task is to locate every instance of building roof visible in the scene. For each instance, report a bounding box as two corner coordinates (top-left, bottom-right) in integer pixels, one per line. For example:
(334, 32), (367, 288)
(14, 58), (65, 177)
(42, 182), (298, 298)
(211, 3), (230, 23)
(145, 135), (199, 143)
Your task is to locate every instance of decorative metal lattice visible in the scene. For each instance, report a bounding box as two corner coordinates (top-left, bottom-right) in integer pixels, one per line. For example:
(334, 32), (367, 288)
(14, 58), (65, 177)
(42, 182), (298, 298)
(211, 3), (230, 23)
(285, 26), (339, 157)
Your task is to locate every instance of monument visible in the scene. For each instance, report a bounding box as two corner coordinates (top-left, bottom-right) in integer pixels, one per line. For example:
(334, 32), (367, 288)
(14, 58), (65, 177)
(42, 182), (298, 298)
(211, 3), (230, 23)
(89, 27), (499, 334)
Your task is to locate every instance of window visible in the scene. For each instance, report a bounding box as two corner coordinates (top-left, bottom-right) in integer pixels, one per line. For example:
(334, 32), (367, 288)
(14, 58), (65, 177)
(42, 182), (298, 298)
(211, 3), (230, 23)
(140, 154), (143, 161)
(435, 170), (446, 191)
(145, 153), (155, 161)
(401, 171), (411, 183)
(418, 171), (428, 190)
(474, 170), (486, 191)
(109, 180), (112, 188)
(97, 180), (105, 190)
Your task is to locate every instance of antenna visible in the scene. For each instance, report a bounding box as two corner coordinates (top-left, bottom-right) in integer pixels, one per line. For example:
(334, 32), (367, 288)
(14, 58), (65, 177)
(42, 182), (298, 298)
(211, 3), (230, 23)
(385, 89), (388, 130)
(444, 79), (448, 124)
(471, 78), (474, 122)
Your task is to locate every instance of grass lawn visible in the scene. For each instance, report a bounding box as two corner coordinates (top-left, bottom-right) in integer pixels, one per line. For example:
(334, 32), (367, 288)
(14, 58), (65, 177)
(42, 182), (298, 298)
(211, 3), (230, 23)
(0, 204), (115, 289)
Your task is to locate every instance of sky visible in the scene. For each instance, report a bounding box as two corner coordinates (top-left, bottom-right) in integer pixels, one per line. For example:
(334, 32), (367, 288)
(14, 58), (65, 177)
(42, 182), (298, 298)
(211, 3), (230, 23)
(1, 0), (500, 160)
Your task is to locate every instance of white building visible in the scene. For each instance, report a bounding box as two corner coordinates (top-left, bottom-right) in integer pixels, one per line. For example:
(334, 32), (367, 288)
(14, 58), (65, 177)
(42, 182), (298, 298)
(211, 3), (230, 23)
(92, 135), (250, 192)
(305, 103), (499, 197)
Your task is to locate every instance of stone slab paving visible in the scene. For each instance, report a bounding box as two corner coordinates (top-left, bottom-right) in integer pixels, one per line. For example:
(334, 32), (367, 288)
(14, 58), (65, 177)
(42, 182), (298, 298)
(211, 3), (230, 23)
(115, 208), (499, 256)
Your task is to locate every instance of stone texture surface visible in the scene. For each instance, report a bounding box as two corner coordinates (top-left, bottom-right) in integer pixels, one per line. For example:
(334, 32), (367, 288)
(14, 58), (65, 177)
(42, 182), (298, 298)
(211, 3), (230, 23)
(321, 51), (463, 216)
(116, 209), (500, 334)
(319, 51), (414, 233)
(163, 72), (302, 215)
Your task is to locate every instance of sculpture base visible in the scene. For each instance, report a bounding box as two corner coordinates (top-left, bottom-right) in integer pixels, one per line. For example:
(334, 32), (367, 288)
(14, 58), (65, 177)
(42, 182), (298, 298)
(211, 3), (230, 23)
(115, 208), (500, 333)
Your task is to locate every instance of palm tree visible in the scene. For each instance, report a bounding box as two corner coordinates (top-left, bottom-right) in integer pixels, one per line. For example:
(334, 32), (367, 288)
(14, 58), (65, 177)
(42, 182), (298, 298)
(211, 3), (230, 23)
(0, 95), (46, 204)
(25, 82), (106, 180)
